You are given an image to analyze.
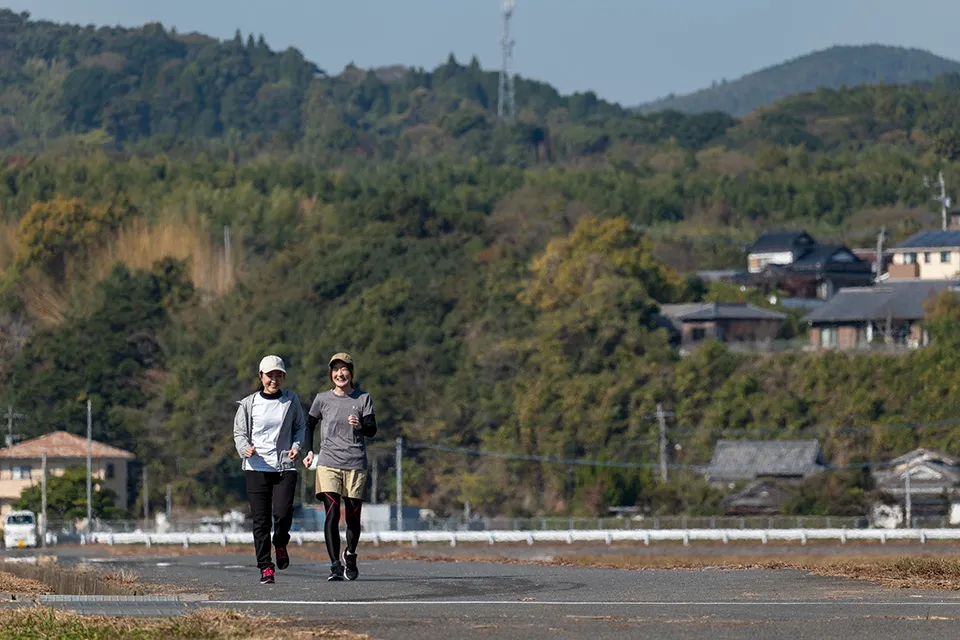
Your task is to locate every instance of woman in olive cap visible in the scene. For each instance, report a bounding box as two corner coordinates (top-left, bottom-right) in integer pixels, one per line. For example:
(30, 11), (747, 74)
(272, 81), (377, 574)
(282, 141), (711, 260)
(303, 352), (377, 581)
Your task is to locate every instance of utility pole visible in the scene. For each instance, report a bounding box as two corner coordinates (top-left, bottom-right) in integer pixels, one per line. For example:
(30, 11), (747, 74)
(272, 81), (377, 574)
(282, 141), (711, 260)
(5, 404), (26, 448)
(166, 483), (173, 521)
(143, 467), (150, 526)
(223, 225), (233, 290)
(371, 456), (379, 504)
(41, 450), (47, 548)
(655, 403), (674, 483)
(874, 226), (886, 281)
(86, 399), (92, 533)
(926, 170), (952, 231)
(904, 470), (912, 529)
(395, 437), (403, 532)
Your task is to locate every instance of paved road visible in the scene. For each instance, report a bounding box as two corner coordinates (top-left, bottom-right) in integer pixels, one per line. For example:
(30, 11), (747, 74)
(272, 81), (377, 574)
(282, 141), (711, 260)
(67, 550), (960, 640)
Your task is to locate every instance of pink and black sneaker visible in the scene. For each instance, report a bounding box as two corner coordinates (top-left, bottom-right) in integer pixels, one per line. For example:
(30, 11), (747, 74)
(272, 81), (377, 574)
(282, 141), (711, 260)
(260, 567), (276, 584)
(276, 546), (290, 570)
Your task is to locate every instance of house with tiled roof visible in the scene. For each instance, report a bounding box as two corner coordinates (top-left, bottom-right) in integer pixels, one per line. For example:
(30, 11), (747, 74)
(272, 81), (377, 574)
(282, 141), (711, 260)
(0, 431), (135, 515)
(802, 279), (960, 349)
(658, 302), (786, 346)
(871, 448), (960, 526)
(746, 231), (874, 299)
(704, 440), (826, 485)
(888, 229), (960, 280)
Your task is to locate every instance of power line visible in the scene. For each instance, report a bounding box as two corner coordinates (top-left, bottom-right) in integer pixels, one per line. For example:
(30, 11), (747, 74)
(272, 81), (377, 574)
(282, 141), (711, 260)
(403, 441), (903, 473)
(663, 416), (960, 440)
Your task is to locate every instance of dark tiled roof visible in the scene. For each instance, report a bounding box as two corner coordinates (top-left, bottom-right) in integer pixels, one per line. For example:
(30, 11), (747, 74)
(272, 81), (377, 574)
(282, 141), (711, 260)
(895, 230), (960, 249)
(706, 440), (825, 482)
(872, 448), (960, 494)
(792, 245), (864, 266)
(721, 480), (795, 511)
(748, 231), (816, 253)
(802, 280), (960, 324)
(659, 302), (786, 322)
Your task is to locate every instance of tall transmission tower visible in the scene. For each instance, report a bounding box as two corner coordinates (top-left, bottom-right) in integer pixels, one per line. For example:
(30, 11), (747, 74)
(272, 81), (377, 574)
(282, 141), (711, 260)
(497, 0), (516, 123)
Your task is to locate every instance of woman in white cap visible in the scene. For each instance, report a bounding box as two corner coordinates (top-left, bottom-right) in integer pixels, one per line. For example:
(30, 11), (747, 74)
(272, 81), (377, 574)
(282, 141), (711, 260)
(233, 354), (306, 585)
(303, 352), (377, 581)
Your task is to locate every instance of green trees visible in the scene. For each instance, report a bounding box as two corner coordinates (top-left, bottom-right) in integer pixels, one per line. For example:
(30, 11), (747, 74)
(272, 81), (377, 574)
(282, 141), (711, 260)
(14, 466), (122, 521)
(7, 13), (960, 520)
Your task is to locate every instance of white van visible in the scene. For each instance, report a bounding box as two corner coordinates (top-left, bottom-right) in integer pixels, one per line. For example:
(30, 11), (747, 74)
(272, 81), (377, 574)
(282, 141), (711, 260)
(3, 510), (38, 548)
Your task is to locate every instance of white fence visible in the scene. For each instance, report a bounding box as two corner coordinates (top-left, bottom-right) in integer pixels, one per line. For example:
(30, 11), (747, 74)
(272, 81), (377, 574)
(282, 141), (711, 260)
(86, 527), (960, 548)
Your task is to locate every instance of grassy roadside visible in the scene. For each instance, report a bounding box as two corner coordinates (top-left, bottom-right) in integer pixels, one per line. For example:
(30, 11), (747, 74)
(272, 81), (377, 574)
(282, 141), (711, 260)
(362, 549), (960, 590)
(0, 571), (51, 595)
(38, 542), (960, 591)
(0, 609), (368, 640)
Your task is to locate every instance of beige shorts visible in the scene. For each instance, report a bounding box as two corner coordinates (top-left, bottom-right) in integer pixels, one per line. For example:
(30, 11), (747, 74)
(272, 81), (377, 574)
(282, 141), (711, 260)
(315, 465), (368, 500)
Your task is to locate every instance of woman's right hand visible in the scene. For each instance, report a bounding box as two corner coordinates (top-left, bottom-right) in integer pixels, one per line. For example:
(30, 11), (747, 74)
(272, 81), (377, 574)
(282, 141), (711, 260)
(244, 445), (256, 458)
(303, 451), (314, 468)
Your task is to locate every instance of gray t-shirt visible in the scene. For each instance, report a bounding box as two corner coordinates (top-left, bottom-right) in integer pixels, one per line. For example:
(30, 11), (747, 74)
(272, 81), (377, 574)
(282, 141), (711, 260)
(309, 388), (375, 470)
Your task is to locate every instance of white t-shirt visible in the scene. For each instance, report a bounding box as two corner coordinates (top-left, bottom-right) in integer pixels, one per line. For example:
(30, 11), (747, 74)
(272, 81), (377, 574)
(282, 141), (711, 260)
(243, 393), (289, 472)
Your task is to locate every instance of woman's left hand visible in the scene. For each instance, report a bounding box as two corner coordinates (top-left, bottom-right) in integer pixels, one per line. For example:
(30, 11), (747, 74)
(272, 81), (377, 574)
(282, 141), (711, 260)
(288, 448), (300, 461)
(348, 415), (360, 429)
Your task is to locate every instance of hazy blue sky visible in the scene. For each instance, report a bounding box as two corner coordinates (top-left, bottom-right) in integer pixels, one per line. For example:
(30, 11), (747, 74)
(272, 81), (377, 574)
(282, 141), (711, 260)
(8, 0), (960, 105)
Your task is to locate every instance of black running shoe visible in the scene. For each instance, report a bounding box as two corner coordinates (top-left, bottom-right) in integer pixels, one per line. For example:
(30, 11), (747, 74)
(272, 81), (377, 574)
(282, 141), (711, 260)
(276, 546), (290, 570)
(343, 551), (359, 581)
(327, 561), (344, 581)
(260, 567), (275, 584)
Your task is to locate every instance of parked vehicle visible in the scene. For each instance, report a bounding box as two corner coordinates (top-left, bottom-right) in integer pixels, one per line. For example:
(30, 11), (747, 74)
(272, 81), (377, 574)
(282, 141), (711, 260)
(3, 510), (38, 548)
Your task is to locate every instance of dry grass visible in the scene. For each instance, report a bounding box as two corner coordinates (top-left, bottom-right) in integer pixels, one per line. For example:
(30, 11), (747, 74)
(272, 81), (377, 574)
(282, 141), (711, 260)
(18, 276), (69, 327)
(84, 217), (236, 297)
(0, 220), (20, 270)
(0, 559), (182, 596)
(13, 215), (237, 328)
(0, 608), (368, 639)
(0, 571), (52, 596)
(90, 541), (960, 590)
(816, 556), (960, 590)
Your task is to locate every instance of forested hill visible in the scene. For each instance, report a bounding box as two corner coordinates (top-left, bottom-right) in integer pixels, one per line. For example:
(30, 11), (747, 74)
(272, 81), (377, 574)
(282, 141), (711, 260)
(0, 8), (681, 159)
(8, 11), (960, 519)
(6, 10), (960, 165)
(636, 45), (960, 116)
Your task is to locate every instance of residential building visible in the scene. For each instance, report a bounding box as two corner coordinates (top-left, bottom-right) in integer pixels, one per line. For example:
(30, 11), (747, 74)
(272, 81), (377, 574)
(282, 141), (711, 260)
(746, 231), (874, 299)
(888, 230), (960, 280)
(871, 448), (960, 525)
(704, 440), (826, 485)
(747, 231), (818, 273)
(803, 279), (960, 350)
(0, 431), (135, 516)
(658, 302), (786, 346)
(721, 480), (795, 515)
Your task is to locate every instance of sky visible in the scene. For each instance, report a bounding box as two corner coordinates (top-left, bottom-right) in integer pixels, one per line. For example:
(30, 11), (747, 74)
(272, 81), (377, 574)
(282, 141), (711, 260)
(8, 0), (960, 106)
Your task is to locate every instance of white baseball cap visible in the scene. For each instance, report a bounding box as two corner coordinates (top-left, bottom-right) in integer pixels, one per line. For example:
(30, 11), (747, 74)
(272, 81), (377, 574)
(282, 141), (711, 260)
(258, 355), (286, 374)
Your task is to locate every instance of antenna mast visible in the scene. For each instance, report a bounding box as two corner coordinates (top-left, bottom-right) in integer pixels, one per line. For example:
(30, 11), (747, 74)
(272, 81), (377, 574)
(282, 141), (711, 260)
(497, 0), (516, 123)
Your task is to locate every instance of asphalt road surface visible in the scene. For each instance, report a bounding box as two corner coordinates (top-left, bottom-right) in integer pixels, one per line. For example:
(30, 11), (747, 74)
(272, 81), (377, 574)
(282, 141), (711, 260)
(65, 548), (960, 640)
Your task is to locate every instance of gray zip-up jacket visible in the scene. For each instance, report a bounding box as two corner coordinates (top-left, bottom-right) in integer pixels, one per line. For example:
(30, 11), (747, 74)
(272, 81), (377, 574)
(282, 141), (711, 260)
(233, 390), (306, 469)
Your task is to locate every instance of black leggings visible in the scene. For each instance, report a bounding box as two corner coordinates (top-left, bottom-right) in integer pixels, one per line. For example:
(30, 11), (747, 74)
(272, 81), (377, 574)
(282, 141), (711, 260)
(320, 492), (363, 563)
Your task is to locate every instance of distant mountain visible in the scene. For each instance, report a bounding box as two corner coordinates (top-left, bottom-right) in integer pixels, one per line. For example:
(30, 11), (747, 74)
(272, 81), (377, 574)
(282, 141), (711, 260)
(636, 45), (960, 116)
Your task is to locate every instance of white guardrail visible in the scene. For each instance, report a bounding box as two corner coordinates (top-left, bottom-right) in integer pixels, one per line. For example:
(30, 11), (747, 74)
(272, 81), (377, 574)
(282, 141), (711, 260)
(85, 528), (960, 548)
